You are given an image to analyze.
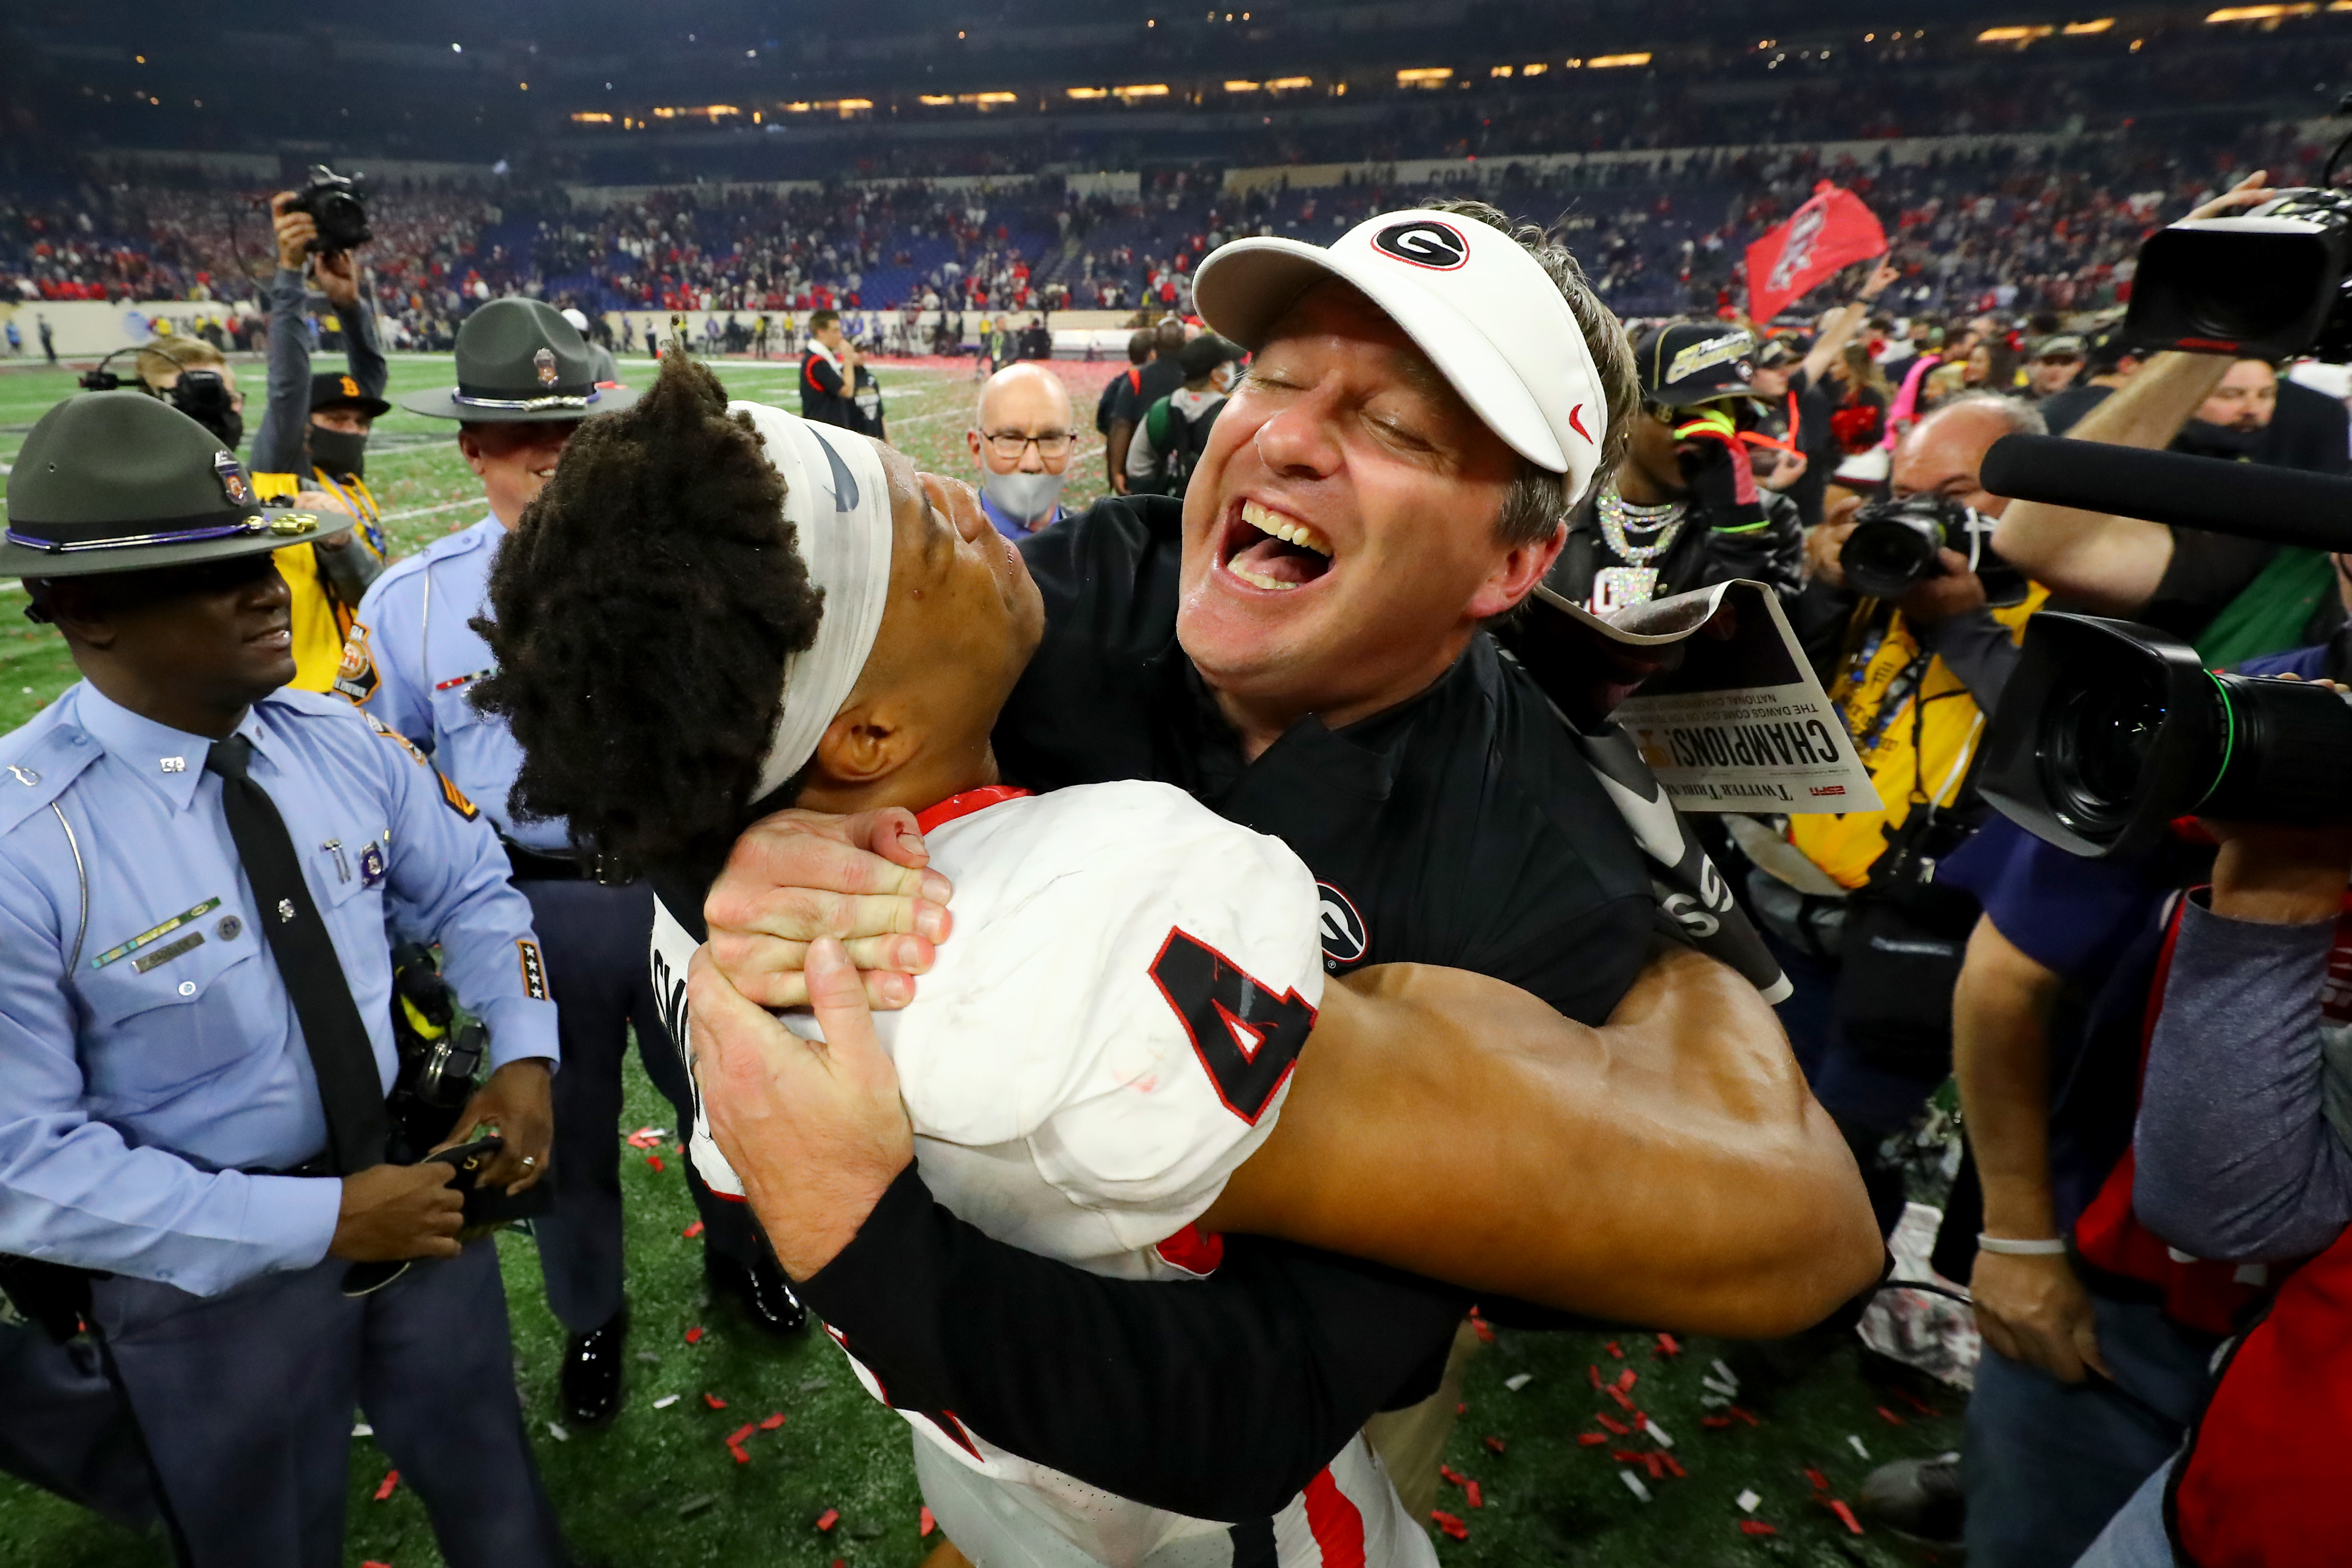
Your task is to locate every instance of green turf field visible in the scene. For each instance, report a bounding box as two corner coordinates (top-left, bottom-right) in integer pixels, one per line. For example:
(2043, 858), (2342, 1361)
(0, 352), (1966, 1568)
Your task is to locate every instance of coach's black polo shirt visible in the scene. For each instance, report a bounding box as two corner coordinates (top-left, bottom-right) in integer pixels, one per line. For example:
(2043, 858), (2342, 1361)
(794, 495), (1655, 1522)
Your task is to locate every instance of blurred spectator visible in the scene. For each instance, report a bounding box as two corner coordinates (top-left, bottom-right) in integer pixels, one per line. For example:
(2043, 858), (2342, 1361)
(2023, 335), (2086, 402)
(1124, 333), (1246, 499)
(1104, 318), (1186, 497)
(968, 362), (1078, 538)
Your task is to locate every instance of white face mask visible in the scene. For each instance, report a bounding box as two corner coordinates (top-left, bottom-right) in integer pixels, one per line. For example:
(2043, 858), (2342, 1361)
(982, 467), (1066, 526)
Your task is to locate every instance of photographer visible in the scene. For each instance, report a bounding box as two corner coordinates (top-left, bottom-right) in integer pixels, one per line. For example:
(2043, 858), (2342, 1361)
(250, 188), (391, 692)
(1546, 322), (1804, 614)
(1743, 395), (2046, 1236)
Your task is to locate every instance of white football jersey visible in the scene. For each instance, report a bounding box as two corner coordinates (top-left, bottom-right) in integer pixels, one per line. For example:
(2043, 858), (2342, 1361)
(650, 780), (1434, 1568)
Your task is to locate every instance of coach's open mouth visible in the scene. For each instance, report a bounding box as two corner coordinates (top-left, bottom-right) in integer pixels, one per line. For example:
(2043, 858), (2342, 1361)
(1219, 499), (1332, 593)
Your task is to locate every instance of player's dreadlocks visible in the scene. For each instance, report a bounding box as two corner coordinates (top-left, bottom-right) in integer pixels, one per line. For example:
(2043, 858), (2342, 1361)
(471, 348), (825, 877)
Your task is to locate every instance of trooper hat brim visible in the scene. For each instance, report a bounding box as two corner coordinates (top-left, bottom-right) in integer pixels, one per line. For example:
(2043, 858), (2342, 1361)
(398, 382), (641, 422)
(0, 512), (353, 580)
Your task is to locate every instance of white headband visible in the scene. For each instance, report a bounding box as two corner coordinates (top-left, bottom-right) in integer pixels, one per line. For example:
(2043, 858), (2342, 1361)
(731, 401), (896, 803)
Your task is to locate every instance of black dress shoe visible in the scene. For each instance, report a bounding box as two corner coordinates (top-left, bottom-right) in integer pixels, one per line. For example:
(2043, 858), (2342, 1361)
(1857, 1452), (1964, 1546)
(705, 1251), (808, 1338)
(560, 1306), (629, 1426)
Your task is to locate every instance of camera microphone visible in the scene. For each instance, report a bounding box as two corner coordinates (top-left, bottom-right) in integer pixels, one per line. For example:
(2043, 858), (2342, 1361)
(1982, 433), (2352, 554)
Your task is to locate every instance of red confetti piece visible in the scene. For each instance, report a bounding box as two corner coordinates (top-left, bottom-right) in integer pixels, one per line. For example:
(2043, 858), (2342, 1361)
(726, 1424), (756, 1446)
(1606, 1386), (1637, 1412)
(1643, 1453), (1664, 1480)
(1877, 1405), (1907, 1425)
(1610, 1450), (1642, 1464)
(920, 1506), (936, 1537)
(1701, 1416), (1733, 1430)
(1606, 1341), (1624, 1359)
(1831, 1499), (1865, 1535)
(647, 1154), (666, 1173)
(1483, 1436), (1506, 1455)
(759, 1412), (787, 1430)
(1430, 1510), (1469, 1542)
(728, 1443), (750, 1466)
(373, 1470), (400, 1502)
(1468, 1315), (1496, 1345)
(1439, 1465), (1467, 1487)
(1465, 1480), (1483, 1509)
(1805, 1468), (1830, 1493)
(685, 1327), (705, 1345)
(1729, 1406), (1760, 1426)
(814, 1508), (840, 1533)
(1655, 1332), (1682, 1356)
(1455, 1402), (1466, 1416)
(683, 1220), (704, 1238)
(1578, 1433), (1608, 1446)
(1588, 1364), (1603, 1390)
(1740, 1520), (1778, 1536)
(1660, 1454), (1687, 1480)
(1614, 1369), (1637, 1392)
(704, 1393), (727, 1409)
(364, 1562), (394, 1568)
(1894, 1387), (1944, 1418)
(1596, 1414), (1631, 1436)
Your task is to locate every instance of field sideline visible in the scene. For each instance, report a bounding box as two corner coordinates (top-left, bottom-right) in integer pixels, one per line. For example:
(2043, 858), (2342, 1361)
(0, 350), (1963, 1568)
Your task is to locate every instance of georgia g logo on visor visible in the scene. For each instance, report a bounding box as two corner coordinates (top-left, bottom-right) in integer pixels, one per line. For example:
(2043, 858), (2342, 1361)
(1371, 220), (1469, 271)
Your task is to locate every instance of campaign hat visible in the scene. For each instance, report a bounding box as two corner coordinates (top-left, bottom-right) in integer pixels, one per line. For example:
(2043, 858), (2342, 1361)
(400, 297), (639, 422)
(310, 370), (392, 419)
(1193, 208), (1612, 498)
(1633, 322), (1759, 408)
(1, 392), (347, 578)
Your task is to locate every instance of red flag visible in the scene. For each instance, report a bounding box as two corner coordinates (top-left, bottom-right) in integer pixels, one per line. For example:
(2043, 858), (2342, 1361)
(1744, 183), (1887, 323)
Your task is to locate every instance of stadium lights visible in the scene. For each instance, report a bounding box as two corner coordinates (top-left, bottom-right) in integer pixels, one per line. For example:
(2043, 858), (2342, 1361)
(2204, 2), (2315, 15)
(1588, 52), (1652, 68)
(1977, 23), (2057, 41)
(922, 93), (956, 104)
(965, 91), (1021, 105)
(1523, 61), (1548, 74)
(1268, 75), (1313, 89)
(1065, 87), (1108, 98)
(1397, 67), (1454, 85)
(571, 111), (613, 123)
(134, 54), (145, 63)
(1226, 79), (1261, 91)
(1562, 57), (1584, 67)
(2064, 17), (2117, 30)
(1114, 83), (1170, 100)
(1491, 64), (1513, 76)
(451, 43), (462, 52)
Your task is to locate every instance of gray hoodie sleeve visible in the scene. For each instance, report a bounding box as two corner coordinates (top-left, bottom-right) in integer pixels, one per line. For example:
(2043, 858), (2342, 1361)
(251, 266), (314, 476)
(344, 285), (386, 402)
(2133, 896), (2352, 1261)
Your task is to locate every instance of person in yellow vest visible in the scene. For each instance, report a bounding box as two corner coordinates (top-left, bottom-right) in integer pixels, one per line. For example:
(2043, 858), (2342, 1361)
(1736, 392), (2049, 1235)
(249, 191), (392, 690)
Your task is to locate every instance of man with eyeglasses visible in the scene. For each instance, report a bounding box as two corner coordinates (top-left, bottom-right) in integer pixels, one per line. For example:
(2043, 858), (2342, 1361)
(966, 362), (1077, 538)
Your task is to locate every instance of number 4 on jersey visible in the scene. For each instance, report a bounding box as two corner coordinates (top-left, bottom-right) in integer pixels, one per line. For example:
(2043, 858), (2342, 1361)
(1148, 929), (1317, 1124)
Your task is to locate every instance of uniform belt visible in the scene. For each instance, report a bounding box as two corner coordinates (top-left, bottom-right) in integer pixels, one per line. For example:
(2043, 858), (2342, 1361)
(503, 839), (627, 885)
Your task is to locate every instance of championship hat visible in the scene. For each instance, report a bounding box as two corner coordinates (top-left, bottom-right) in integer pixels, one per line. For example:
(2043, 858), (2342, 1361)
(1192, 208), (1611, 497)
(1, 392), (347, 578)
(1633, 322), (1759, 408)
(309, 370), (392, 419)
(400, 297), (639, 422)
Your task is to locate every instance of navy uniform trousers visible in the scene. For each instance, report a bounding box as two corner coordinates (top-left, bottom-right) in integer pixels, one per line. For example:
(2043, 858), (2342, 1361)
(515, 877), (764, 1331)
(0, 1321), (162, 1532)
(92, 1242), (563, 1568)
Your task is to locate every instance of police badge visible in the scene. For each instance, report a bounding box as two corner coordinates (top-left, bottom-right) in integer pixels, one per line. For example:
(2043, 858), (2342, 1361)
(533, 347), (558, 387)
(213, 450), (253, 507)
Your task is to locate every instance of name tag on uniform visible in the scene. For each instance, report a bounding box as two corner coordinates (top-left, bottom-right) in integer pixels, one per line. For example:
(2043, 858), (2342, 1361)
(131, 930), (205, 974)
(91, 898), (223, 970)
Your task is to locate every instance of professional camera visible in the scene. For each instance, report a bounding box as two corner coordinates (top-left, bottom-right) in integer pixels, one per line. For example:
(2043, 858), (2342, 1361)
(1838, 492), (2027, 604)
(386, 942), (485, 1157)
(1979, 613), (2352, 858)
(286, 164), (372, 253)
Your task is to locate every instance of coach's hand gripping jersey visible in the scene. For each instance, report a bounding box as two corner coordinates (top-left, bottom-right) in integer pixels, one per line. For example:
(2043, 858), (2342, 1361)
(652, 780), (1435, 1568)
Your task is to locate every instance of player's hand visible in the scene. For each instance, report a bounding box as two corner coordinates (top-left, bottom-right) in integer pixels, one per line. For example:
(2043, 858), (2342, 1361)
(690, 940), (913, 1280)
(329, 1162), (465, 1262)
(1971, 1248), (2108, 1384)
(704, 807), (953, 1010)
(437, 1058), (555, 1194)
(271, 193), (317, 271)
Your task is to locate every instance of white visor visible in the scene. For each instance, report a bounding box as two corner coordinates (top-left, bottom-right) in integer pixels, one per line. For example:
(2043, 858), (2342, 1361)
(730, 401), (895, 803)
(1192, 208), (1612, 498)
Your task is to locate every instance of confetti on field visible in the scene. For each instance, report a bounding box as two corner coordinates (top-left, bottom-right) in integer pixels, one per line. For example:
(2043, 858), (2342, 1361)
(1877, 1405), (1907, 1425)
(1894, 1386), (1945, 1417)
(1702, 1416), (1733, 1430)
(654, 1395), (681, 1410)
(1606, 1341), (1624, 1359)
(1660, 1453), (1686, 1479)
(1467, 1313), (1495, 1345)
(683, 1220), (704, 1238)
(1482, 1436), (1506, 1455)
(1831, 1499), (1866, 1535)
(814, 1508), (841, 1533)
(1847, 1434), (1873, 1462)
(1618, 1471), (1652, 1503)
(1737, 1489), (1761, 1512)
(374, 1470), (400, 1502)
(760, 1412), (787, 1430)
(1431, 1509), (1469, 1541)
(1440, 1465), (1468, 1488)
(352, 1422), (374, 1437)
(1595, 1414), (1631, 1436)
(704, 1393), (727, 1409)
(1642, 1416), (1674, 1448)
(677, 1494), (717, 1519)
(625, 1127), (670, 1148)
(1729, 1406), (1760, 1426)
(1806, 1469), (1831, 1494)
(1578, 1432), (1609, 1446)
(1740, 1520), (1779, 1536)
(1711, 1358), (1739, 1387)
(1614, 1369), (1637, 1392)
(1503, 1373), (1532, 1392)
(729, 1443), (751, 1465)
(920, 1506), (936, 1537)
(726, 1424), (757, 1447)
(1455, 1402), (1467, 1416)
(1655, 1332), (1682, 1357)
(1588, 1364), (1603, 1390)
(547, 1422), (569, 1442)
(1605, 1385), (1637, 1412)
(685, 1327), (705, 1345)
(1465, 1480), (1483, 1509)
(647, 1154), (666, 1173)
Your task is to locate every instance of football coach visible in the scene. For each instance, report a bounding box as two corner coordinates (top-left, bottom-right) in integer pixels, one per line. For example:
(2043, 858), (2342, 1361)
(684, 201), (1878, 1524)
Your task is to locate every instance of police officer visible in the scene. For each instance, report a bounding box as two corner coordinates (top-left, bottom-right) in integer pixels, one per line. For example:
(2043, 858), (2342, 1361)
(344, 299), (798, 1429)
(0, 392), (565, 1567)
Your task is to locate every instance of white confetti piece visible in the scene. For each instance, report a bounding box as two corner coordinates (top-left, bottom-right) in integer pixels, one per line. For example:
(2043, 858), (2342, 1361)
(1503, 1372), (1533, 1392)
(1737, 1489), (1761, 1513)
(653, 1394), (681, 1410)
(1618, 1470), (1652, 1503)
(1642, 1416), (1673, 1448)
(1847, 1434), (1872, 1461)
(1700, 1394), (1732, 1409)
(1710, 1358), (1739, 1389)
(351, 1423), (374, 1438)
(547, 1422), (569, 1441)
(1700, 1375), (1739, 1398)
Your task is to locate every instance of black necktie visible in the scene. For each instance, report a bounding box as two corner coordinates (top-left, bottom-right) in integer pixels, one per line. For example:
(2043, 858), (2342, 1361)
(207, 734), (388, 1174)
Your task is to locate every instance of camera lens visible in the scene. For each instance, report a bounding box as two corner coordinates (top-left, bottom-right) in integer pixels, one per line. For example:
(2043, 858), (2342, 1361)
(1841, 516), (1941, 599)
(2037, 663), (2170, 837)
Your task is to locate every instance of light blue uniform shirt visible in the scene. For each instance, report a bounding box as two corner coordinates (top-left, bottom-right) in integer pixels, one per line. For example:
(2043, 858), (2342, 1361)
(339, 516), (571, 855)
(0, 682), (559, 1297)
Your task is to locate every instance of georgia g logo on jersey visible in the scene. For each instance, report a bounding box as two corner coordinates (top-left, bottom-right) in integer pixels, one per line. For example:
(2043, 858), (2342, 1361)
(1372, 220), (1468, 271)
(1316, 881), (1369, 968)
